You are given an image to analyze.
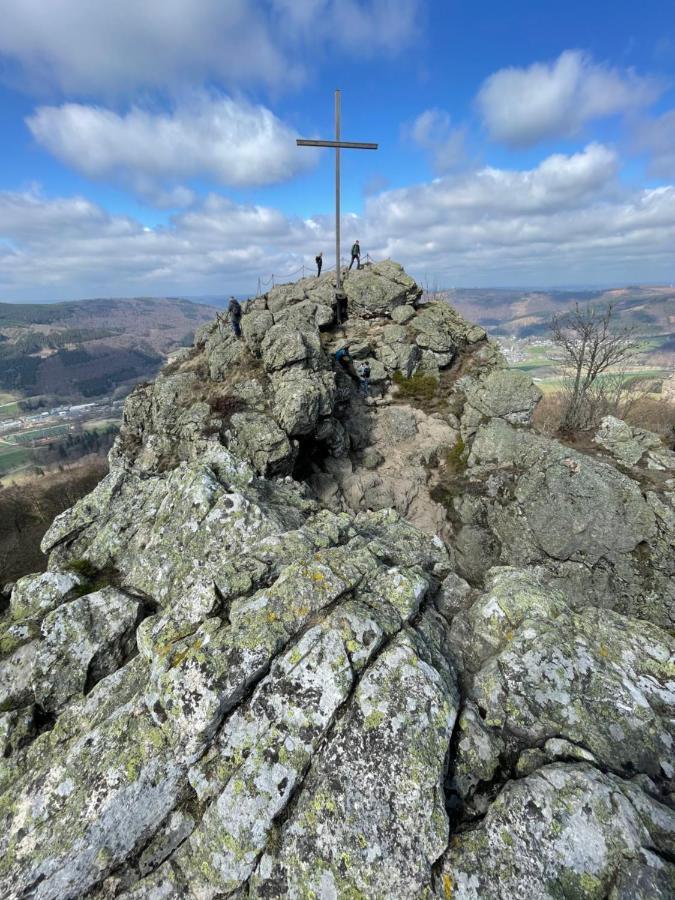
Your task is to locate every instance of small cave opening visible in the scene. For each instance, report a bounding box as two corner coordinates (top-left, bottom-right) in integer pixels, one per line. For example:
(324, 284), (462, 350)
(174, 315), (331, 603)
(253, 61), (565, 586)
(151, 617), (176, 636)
(292, 433), (331, 484)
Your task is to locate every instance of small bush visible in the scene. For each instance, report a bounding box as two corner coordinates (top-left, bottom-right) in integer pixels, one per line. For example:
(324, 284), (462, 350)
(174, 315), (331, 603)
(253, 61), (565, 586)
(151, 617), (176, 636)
(445, 436), (468, 475)
(392, 370), (438, 402)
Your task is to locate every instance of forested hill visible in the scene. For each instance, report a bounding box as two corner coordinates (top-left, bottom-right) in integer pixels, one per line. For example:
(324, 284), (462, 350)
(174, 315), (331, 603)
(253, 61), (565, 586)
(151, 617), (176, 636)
(444, 284), (675, 340)
(0, 296), (216, 400)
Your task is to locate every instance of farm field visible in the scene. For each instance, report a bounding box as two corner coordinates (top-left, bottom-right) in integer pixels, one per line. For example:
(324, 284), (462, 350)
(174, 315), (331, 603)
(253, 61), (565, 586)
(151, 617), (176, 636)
(0, 442), (30, 475)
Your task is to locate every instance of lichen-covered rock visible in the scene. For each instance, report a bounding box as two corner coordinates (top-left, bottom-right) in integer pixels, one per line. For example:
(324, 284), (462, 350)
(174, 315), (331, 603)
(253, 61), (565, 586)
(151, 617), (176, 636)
(594, 414), (675, 470)
(462, 367), (542, 430)
(228, 411), (297, 475)
(464, 419), (673, 627)
(260, 323), (321, 372)
(31, 587), (142, 712)
(251, 624), (459, 897)
(240, 308), (274, 353)
(437, 764), (675, 899)
(9, 571), (82, 621)
(343, 259), (421, 317)
(270, 368), (335, 437)
(450, 567), (675, 795)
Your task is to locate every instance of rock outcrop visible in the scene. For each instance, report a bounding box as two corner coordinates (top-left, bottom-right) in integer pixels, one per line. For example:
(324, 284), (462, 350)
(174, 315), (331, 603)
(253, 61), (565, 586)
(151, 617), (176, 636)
(0, 259), (673, 899)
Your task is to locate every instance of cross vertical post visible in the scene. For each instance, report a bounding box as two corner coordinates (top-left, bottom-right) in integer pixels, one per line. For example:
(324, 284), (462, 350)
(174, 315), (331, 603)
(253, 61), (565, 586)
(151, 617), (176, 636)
(335, 89), (341, 294)
(297, 91), (378, 323)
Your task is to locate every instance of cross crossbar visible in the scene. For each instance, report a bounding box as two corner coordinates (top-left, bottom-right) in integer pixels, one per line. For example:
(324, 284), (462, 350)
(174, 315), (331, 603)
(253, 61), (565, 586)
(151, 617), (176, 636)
(296, 89), (378, 314)
(296, 139), (378, 150)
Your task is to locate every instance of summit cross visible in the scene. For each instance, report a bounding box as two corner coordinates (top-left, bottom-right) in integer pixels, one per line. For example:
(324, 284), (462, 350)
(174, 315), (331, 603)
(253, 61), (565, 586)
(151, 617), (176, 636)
(297, 89), (378, 309)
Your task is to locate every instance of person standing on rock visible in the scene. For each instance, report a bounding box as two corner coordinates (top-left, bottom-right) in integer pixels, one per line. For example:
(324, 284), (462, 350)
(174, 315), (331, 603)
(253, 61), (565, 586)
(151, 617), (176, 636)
(315, 251), (323, 277)
(228, 297), (242, 338)
(349, 240), (361, 270)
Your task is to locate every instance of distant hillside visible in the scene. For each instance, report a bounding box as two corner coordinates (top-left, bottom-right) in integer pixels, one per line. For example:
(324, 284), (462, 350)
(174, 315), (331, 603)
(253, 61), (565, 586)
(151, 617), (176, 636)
(0, 296), (216, 401)
(443, 285), (675, 341)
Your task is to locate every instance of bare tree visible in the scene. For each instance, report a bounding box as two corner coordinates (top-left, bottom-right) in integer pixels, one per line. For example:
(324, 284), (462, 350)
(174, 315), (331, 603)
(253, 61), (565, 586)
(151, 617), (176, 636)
(550, 303), (639, 432)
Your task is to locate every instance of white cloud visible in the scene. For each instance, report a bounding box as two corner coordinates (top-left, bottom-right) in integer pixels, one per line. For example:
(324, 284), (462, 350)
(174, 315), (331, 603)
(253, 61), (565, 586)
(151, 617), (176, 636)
(27, 95), (318, 201)
(477, 50), (661, 146)
(270, 0), (422, 56)
(0, 0), (418, 96)
(407, 109), (466, 172)
(2, 146), (675, 300)
(633, 109), (675, 177)
(0, 0), (296, 94)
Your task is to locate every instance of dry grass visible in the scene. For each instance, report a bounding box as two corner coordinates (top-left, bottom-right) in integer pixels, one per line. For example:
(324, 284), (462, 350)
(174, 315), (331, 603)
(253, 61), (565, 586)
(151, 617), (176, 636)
(533, 389), (675, 442)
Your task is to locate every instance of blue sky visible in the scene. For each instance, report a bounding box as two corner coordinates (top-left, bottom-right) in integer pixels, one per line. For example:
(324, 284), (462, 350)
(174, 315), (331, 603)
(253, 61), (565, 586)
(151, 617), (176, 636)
(0, 0), (674, 301)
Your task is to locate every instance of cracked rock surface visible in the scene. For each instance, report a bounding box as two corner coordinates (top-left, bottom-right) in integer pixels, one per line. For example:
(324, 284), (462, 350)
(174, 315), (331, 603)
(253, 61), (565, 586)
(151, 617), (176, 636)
(0, 260), (673, 898)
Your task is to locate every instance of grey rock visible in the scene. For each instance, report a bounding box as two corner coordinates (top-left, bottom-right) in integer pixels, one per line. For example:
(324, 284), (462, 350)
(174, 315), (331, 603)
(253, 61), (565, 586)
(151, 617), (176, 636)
(391, 303), (416, 324)
(240, 309), (274, 354)
(595, 415), (675, 470)
(437, 764), (675, 899)
(343, 259), (422, 318)
(32, 587), (142, 712)
(10, 571), (82, 621)
(228, 411), (297, 476)
(463, 368), (542, 428)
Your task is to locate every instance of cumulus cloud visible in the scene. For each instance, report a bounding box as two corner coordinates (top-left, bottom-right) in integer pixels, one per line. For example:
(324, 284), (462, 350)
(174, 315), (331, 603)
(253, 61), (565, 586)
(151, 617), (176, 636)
(633, 110), (675, 178)
(0, 0), (297, 94)
(27, 95), (318, 201)
(477, 50), (661, 146)
(407, 109), (466, 172)
(0, 0), (418, 96)
(3, 145), (675, 300)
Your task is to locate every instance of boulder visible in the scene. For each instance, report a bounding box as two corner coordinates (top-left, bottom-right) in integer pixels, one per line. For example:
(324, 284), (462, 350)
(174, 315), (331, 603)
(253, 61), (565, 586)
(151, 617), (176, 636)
(343, 259), (421, 318)
(260, 323), (321, 372)
(438, 764), (675, 899)
(594, 415), (675, 470)
(462, 368), (542, 429)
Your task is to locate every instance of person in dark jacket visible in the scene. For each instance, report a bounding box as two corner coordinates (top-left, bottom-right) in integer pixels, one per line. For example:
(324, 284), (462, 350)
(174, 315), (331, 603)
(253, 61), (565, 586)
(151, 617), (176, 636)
(348, 240), (361, 270)
(315, 251), (323, 277)
(228, 297), (242, 338)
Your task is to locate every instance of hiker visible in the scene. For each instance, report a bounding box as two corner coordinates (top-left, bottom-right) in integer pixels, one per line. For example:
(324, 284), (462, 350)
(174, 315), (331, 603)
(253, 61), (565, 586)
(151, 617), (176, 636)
(357, 360), (371, 397)
(348, 239), (361, 270)
(315, 251), (323, 277)
(334, 343), (351, 371)
(228, 296), (242, 338)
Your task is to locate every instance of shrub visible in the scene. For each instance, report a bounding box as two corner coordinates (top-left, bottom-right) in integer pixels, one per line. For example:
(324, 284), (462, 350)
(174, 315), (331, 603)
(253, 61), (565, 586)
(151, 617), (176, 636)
(392, 370), (438, 403)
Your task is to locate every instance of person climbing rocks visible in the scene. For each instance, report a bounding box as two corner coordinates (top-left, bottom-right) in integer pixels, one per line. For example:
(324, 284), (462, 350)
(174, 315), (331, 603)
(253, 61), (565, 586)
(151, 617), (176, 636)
(335, 344), (365, 394)
(228, 297), (242, 338)
(334, 343), (352, 371)
(348, 240), (361, 270)
(358, 360), (371, 397)
(315, 251), (323, 277)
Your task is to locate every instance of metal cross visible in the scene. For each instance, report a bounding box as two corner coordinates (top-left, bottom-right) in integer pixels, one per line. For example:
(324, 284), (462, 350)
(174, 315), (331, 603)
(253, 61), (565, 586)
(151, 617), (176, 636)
(297, 89), (378, 305)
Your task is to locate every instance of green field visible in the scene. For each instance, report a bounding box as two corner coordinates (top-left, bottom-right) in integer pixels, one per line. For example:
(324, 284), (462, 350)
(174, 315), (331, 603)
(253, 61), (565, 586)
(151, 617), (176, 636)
(0, 401), (20, 419)
(8, 424), (70, 443)
(0, 443), (31, 474)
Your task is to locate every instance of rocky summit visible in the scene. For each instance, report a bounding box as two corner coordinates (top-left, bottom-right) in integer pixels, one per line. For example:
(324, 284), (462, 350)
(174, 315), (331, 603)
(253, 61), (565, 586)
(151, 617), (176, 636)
(0, 259), (673, 899)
